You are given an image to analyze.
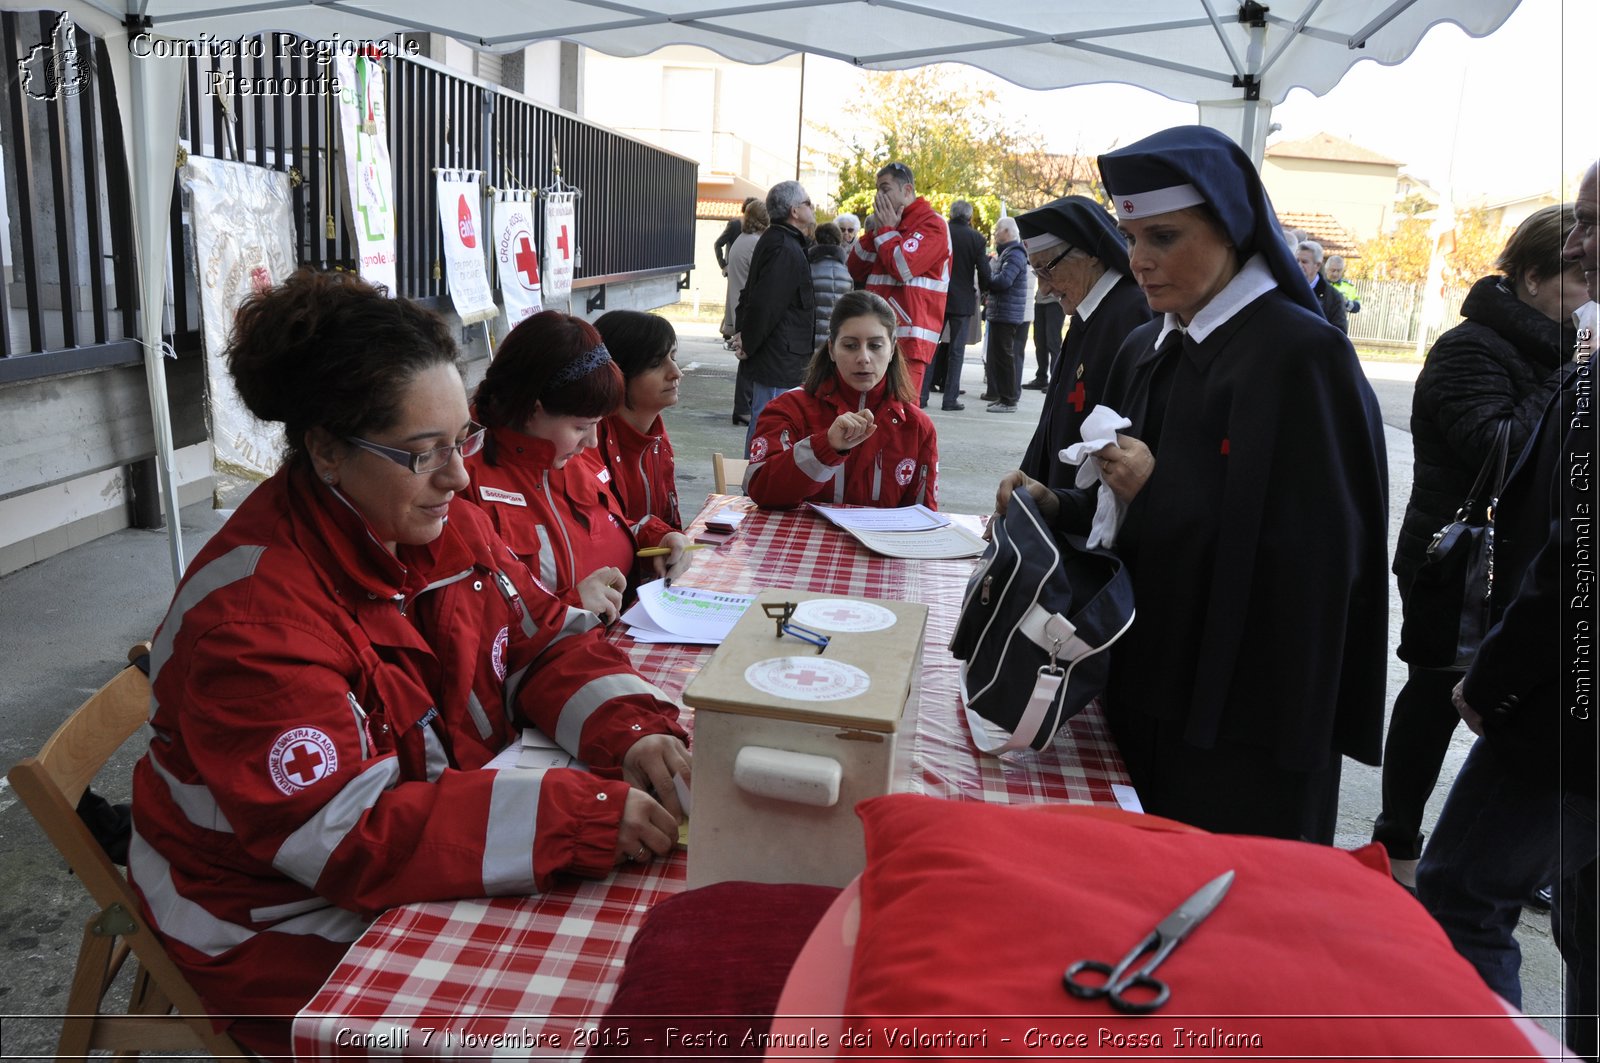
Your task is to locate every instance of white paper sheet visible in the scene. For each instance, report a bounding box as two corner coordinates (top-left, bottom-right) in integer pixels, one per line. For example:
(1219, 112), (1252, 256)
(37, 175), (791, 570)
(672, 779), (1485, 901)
(847, 523), (987, 559)
(807, 503), (949, 532)
(622, 580), (755, 644)
(621, 602), (722, 645)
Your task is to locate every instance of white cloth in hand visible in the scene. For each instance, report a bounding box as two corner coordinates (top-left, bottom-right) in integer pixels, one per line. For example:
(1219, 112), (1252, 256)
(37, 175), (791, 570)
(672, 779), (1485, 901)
(1059, 404), (1133, 548)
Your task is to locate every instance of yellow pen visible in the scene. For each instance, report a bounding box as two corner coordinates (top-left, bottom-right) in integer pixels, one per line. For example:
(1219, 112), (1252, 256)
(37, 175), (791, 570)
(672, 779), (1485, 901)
(636, 544), (712, 558)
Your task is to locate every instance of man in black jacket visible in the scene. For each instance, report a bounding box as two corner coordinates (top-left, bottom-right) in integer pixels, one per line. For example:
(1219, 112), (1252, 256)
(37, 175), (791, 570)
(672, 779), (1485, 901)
(1417, 159), (1598, 1057)
(733, 180), (816, 453)
(1296, 240), (1349, 334)
(926, 199), (991, 411)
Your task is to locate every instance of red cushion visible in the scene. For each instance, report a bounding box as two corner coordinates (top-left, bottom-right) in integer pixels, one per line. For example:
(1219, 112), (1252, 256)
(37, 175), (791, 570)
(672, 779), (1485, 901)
(595, 880), (839, 1057)
(840, 795), (1541, 1059)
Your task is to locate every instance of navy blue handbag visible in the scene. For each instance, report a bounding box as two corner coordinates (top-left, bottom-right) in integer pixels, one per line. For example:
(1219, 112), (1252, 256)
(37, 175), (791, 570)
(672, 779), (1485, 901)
(949, 488), (1135, 753)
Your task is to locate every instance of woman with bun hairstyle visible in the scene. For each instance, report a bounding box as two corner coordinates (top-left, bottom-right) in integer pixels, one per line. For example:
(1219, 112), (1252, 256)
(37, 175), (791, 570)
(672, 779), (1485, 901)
(466, 311), (694, 625)
(745, 289), (938, 509)
(594, 309), (683, 532)
(128, 271), (689, 1058)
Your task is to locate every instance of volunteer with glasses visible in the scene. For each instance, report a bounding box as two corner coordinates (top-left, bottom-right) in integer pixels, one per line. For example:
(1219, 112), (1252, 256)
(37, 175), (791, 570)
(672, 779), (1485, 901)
(997, 126), (1388, 843)
(1009, 195), (1152, 488)
(467, 311), (695, 626)
(128, 270), (689, 1058)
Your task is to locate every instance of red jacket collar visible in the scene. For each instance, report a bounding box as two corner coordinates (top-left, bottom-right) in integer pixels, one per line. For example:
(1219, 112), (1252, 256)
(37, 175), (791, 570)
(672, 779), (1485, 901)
(819, 371), (902, 416)
(603, 413), (665, 455)
(286, 462), (482, 604)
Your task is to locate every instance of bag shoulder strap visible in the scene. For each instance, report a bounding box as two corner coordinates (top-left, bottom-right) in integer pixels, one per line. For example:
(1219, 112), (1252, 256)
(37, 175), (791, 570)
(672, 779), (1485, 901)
(1460, 421), (1511, 519)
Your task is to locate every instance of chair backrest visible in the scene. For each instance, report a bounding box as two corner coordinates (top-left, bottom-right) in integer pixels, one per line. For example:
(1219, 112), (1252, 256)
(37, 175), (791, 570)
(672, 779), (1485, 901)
(7, 643), (242, 1056)
(712, 452), (749, 495)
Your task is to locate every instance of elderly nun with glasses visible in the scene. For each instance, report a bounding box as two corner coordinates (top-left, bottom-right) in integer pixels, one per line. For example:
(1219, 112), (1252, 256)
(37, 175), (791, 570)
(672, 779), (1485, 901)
(128, 271), (689, 1058)
(999, 126), (1389, 844)
(1008, 195), (1153, 487)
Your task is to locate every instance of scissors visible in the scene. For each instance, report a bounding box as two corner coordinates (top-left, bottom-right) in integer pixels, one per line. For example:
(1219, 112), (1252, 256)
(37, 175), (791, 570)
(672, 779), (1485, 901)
(1063, 869), (1235, 1014)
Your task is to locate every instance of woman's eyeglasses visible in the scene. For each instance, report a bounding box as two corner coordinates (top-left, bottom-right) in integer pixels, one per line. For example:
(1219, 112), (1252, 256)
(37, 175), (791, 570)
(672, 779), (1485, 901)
(346, 424), (486, 474)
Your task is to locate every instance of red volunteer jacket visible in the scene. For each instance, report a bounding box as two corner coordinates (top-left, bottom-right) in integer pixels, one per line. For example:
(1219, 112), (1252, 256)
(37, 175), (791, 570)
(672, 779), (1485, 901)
(598, 413), (681, 534)
(466, 428), (672, 602)
(745, 374), (939, 509)
(129, 464), (685, 1034)
(846, 196), (952, 365)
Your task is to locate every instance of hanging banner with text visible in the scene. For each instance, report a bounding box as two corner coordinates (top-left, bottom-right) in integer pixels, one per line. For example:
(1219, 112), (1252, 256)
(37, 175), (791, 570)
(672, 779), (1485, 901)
(333, 54), (398, 294)
(180, 155), (297, 507)
(543, 191), (577, 302)
(494, 190), (543, 326)
(435, 170), (497, 325)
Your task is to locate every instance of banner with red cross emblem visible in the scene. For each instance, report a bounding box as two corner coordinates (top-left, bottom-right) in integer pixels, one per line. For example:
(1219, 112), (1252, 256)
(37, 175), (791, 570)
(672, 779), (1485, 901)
(493, 191), (543, 326)
(543, 191), (577, 301)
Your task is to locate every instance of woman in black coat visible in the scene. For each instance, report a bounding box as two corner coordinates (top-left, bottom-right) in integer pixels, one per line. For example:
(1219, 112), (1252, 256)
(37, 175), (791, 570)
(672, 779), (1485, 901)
(1373, 203), (1587, 883)
(998, 126), (1390, 844)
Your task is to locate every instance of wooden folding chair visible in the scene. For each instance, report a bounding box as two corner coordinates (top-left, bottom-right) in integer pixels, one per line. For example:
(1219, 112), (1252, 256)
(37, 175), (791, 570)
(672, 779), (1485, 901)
(712, 451), (749, 495)
(7, 643), (243, 1059)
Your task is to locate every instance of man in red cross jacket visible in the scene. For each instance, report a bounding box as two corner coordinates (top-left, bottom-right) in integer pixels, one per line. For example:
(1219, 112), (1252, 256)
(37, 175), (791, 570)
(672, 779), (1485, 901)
(847, 162), (951, 399)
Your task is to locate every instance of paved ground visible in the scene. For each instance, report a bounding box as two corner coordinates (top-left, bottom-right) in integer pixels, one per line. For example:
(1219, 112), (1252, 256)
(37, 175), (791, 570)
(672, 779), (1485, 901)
(0, 319), (1567, 1056)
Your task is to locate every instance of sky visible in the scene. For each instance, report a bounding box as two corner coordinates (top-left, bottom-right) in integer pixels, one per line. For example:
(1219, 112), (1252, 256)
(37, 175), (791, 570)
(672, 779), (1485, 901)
(800, 0), (1595, 206)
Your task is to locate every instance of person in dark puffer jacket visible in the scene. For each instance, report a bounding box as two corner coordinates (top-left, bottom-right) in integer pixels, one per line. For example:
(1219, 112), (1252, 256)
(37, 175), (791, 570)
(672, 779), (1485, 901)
(1373, 203), (1586, 885)
(808, 222), (854, 349)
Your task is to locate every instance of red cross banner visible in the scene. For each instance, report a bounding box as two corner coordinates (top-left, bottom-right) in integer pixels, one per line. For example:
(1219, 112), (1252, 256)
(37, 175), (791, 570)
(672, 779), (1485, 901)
(435, 170), (497, 326)
(543, 191), (577, 302)
(494, 191), (543, 326)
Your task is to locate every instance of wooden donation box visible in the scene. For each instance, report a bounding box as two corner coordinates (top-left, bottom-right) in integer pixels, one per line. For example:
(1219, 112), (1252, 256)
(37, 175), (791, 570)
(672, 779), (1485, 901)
(683, 589), (927, 888)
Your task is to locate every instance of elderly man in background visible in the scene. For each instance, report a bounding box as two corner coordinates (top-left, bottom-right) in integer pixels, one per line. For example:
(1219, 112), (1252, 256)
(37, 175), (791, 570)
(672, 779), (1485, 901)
(1296, 239), (1350, 333)
(927, 198), (991, 411)
(981, 215), (1029, 413)
(848, 162), (952, 397)
(1326, 254), (1362, 318)
(733, 180), (817, 452)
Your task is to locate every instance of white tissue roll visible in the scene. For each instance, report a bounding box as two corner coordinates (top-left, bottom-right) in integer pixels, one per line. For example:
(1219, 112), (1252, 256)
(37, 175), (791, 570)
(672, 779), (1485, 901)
(733, 746), (843, 807)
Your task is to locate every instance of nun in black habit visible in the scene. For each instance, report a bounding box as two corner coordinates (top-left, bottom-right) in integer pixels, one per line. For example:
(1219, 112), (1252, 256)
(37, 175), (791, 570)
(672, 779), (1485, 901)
(998, 126), (1389, 843)
(1014, 196), (1153, 488)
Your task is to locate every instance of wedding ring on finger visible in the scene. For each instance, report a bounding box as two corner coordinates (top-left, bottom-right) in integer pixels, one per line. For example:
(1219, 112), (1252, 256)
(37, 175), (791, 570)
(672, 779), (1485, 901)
(634, 844), (649, 862)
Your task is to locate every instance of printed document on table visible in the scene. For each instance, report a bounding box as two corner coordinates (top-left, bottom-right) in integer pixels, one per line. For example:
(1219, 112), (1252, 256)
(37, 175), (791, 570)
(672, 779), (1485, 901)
(621, 601), (722, 645)
(808, 503), (949, 532)
(631, 579), (755, 643)
(847, 523), (987, 559)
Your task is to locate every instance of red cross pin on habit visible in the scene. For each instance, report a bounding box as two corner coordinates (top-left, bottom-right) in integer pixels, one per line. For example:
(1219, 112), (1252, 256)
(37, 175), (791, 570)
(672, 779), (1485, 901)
(1220, 438), (1230, 455)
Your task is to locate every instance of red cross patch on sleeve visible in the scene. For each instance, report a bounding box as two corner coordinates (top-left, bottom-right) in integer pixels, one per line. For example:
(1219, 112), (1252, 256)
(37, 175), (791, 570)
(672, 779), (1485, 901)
(268, 727), (339, 795)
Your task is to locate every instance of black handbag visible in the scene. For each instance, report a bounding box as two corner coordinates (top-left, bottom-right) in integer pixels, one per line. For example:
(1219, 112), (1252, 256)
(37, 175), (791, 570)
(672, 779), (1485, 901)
(1397, 422), (1510, 671)
(950, 488), (1136, 753)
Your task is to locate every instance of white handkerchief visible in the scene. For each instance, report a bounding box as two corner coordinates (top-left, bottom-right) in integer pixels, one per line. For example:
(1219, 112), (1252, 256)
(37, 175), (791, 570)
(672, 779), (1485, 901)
(1058, 404), (1133, 548)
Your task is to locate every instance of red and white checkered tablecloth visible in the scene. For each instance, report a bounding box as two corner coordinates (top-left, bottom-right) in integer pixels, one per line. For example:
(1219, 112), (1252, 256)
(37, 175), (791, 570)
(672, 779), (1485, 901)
(292, 499), (1129, 1060)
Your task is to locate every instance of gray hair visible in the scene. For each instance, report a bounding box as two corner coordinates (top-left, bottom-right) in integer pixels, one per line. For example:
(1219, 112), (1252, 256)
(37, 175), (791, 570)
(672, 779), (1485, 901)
(834, 212), (859, 231)
(1326, 254), (1346, 270)
(1296, 239), (1325, 264)
(766, 181), (809, 225)
(949, 199), (974, 225)
(994, 216), (1019, 242)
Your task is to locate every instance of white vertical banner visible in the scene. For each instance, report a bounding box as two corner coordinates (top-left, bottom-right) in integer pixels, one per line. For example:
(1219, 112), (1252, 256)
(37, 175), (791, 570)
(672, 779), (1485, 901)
(435, 170), (497, 325)
(180, 156), (297, 506)
(543, 191), (577, 301)
(333, 54), (398, 294)
(494, 190), (543, 326)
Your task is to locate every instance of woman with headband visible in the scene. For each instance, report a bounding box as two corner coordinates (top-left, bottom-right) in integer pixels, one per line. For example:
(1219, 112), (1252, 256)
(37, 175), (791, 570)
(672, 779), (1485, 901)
(998, 126), (1389, 843)
(467, 312), (695, 624)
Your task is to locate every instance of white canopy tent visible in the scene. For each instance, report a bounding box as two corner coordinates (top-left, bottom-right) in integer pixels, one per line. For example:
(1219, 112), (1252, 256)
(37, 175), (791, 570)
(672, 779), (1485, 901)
(2, 0), (1522, 582)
